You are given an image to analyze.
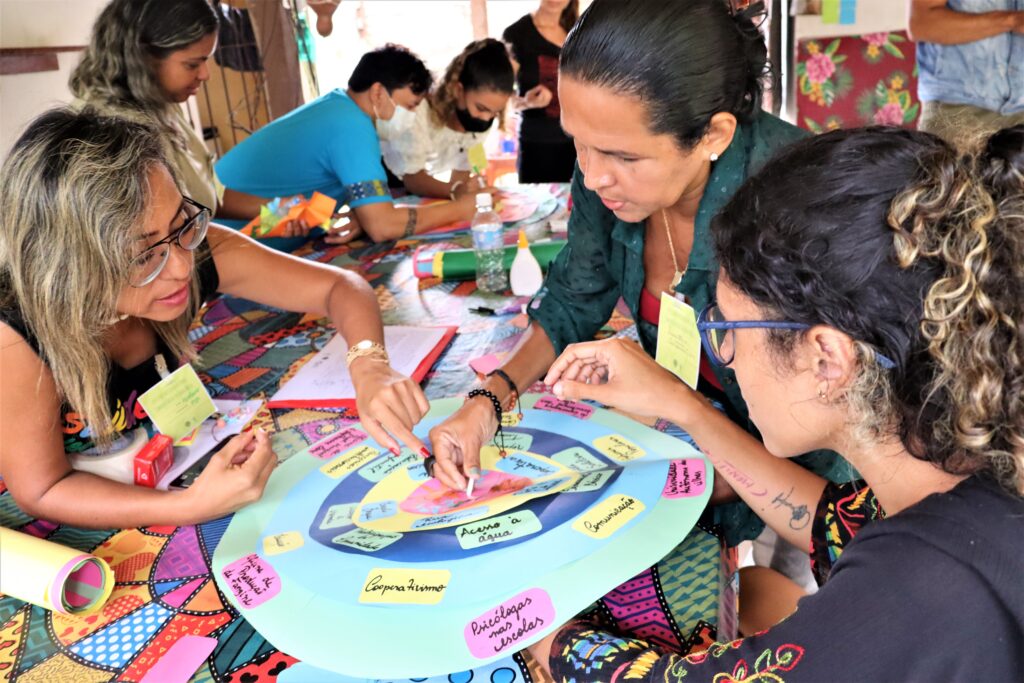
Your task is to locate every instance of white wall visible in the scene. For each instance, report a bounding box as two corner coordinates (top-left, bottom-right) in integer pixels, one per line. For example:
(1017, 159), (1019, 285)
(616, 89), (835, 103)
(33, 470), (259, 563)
(0, 0), (108, 159)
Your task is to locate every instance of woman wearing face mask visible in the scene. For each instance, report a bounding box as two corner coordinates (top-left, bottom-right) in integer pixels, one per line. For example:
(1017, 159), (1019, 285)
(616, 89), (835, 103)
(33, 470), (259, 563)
(502, 0), (579, 183)
(528, 124), (1024, 682)
(0, 108), (431, 529)
(380, 39), (515, 201)
(428, 0), (851, 550)
(216, 45), (480, 242)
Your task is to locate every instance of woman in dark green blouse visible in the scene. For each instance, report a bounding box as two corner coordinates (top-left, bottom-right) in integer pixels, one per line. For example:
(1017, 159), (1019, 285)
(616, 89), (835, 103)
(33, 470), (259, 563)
(429, 0), (846, 545)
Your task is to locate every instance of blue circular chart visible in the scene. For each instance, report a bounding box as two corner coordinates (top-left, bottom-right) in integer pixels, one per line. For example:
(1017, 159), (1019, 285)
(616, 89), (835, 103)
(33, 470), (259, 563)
(213, 396), (712, 678)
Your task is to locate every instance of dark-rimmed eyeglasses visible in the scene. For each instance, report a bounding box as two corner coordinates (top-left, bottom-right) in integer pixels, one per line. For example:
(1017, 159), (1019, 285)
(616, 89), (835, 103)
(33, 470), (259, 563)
(697, 303), (896, 370)
(128, 197), (210, 288)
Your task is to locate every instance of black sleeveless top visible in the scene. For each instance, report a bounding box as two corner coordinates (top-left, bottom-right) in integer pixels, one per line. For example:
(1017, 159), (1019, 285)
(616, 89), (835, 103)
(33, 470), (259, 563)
(0, 252), (219, 453)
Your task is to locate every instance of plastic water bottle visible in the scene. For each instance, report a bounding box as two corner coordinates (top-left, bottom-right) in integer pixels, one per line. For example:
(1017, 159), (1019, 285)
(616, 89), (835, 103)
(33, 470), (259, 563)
(471, 193), (508, 293)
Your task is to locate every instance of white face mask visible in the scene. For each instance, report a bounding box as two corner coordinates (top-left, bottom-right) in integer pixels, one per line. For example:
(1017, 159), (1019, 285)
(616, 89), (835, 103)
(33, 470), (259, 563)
(375, 98), (417, 139)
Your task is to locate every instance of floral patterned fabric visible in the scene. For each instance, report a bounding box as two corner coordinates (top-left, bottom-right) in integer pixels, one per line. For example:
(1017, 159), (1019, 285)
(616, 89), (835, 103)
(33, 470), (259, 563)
(796, 31), (921, 133)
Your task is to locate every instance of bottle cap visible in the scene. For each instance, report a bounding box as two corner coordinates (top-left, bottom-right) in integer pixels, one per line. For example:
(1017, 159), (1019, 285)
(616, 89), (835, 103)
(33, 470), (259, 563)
(475, 192), (493, 208)
(517, 229), (529, 249)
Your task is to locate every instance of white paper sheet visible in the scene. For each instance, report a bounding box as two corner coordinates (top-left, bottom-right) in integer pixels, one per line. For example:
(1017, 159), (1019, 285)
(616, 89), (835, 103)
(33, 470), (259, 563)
(268, 326), (449, 404)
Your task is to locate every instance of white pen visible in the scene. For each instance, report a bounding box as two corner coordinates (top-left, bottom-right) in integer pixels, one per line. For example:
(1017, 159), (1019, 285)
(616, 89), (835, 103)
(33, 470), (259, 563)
(466, 476), (475, 499)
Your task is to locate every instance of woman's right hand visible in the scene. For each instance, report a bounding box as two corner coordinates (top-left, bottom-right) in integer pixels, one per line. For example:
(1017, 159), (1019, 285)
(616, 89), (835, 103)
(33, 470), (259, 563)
(185, 429), (277, 520)
(426, 396), (499, 490)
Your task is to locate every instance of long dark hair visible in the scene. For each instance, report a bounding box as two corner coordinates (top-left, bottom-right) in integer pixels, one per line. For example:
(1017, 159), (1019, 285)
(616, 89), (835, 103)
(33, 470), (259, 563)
(713, 126), (1024, 495)
(430, 38), (514, 127)
(559, 0), (580, 33)
(560, 0), (768, 150)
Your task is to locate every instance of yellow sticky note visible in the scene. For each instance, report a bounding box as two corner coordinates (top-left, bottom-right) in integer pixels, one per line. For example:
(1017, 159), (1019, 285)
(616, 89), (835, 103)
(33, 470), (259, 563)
(467, 143), (488, 175)
(262, 531), (304, 556)
(500, 412), (521, 427)
(572, 494), (646, 539)
(320, 445), (380, 479)
(359, 568), (451, 605)
(138, 364), (216, 442)
(593, 434), (646, 462)
(655, 292), (701, 390)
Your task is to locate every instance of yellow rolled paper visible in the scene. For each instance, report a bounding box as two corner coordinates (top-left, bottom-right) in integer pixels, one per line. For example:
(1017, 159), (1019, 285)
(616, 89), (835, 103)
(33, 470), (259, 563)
(0, 527), (114, 615)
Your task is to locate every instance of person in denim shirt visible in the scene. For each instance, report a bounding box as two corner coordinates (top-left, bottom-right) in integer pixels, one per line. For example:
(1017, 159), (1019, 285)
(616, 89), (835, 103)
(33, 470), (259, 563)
(909, 0), (1024, 145)
(428, 0), (854, 548)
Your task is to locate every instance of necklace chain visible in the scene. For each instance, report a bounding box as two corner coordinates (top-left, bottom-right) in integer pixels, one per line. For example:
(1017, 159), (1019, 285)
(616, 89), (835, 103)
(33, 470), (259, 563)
(662, 209), (685, 291)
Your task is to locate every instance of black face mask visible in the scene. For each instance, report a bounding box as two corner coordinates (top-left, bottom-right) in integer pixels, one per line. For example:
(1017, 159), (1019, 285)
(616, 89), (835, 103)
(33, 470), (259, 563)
(456, 107), (493, 133)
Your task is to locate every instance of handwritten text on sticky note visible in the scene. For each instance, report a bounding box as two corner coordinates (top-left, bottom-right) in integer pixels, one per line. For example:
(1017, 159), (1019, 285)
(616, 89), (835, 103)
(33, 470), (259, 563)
(456, 510), (542, 550)
(534, 396), (594, 419)
(320, 445), (380, 479)
(572, 494), (645, 539)
(593, 434), (646, 462)
(662, 459), (707, 498)
(359, 568), (450, 605)
(138, 364), (216, 442)
(308, 427), (368, 460)
(551, 446), (607, 472)
(655, 292), (701, 390)
(262, 531), (304, 556)
(221, 554), (281, 609)
(331, 527), (403, 552)
(465, 588), (555, 658)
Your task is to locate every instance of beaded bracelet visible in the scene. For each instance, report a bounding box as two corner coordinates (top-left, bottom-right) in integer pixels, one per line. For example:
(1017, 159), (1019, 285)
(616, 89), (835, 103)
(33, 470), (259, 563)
(466, 387), (508, 456)
(488, 369), (523, 420)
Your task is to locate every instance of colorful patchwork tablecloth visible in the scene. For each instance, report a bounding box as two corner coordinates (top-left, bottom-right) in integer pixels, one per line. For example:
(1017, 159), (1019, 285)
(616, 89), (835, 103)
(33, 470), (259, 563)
(0, 185), (735, 682)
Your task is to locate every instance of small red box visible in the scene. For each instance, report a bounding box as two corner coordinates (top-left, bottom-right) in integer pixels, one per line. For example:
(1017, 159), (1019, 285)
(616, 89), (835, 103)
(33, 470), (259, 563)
(134, 434), (174, 487)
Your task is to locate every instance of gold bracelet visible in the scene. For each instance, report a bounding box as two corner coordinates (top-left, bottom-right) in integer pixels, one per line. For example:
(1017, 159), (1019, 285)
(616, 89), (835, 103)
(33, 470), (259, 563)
(346, 340), (389, 367)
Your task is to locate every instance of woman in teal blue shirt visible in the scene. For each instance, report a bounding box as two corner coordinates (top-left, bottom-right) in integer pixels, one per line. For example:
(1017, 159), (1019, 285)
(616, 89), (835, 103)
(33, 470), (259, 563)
(429, 0), (848, 546)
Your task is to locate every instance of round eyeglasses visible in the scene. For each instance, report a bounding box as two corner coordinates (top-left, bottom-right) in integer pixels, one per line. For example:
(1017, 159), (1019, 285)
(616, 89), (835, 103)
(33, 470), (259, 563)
(128, 197), (211, 288)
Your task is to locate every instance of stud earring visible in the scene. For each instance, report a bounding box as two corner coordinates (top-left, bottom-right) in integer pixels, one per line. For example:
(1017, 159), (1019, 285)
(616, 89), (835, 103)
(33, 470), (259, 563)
(709, 152), (719, 162)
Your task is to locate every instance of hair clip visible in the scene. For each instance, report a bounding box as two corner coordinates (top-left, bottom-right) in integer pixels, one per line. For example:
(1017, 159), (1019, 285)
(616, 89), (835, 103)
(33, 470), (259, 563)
(728, 0), (768, 27)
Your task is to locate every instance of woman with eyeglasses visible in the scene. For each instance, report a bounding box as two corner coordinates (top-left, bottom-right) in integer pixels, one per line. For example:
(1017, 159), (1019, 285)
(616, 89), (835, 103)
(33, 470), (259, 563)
(529, 125), (1024, 680)
(427, 0), (846, 550)
(0, 108), (430, 528)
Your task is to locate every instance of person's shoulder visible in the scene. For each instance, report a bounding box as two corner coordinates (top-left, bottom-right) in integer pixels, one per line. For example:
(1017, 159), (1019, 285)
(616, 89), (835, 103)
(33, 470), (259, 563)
(502, 14), (533, 42)
(747, 111), (808, 148)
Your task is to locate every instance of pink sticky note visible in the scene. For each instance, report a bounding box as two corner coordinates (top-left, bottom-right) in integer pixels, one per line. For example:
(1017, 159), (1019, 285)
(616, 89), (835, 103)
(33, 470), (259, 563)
(534, 396), (594, 420)
(662, 459), (707, 498)
(464, 587), (555, 658)
(139, 635), (217, 683)
(469, 354), (504, 376)
(309, 427), (368, 459)
(221, 554), (281, 609)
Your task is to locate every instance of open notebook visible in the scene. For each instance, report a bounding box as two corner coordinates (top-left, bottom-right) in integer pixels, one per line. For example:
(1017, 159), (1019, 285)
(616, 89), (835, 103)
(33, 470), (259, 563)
(267, 325), (455, 409)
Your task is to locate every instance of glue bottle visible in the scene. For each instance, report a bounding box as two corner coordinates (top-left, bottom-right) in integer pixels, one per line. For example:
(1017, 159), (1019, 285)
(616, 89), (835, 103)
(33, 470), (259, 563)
(510, 229), (544, 296)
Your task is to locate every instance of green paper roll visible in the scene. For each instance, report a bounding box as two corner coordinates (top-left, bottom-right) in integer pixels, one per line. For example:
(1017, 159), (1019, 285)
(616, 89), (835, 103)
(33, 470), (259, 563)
(432, 241), (565, 281)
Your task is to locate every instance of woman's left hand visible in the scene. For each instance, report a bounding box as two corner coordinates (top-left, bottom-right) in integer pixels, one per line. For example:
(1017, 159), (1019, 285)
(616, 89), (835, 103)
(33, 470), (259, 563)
(350, 358), (430, 455)
(544, 337), (699, 421)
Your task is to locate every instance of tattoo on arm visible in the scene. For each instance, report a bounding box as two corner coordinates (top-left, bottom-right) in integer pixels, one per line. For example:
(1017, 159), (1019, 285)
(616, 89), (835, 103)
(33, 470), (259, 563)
(771, 486), (811, 530)
(403, 207), (418, 237)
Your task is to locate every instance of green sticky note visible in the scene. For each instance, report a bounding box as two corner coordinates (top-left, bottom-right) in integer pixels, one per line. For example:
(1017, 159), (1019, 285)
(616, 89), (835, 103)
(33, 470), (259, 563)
(488, 431), (533, 453)
(331, 528), (403, 552)
(455, 510), (542, 550)
(138, 364), (216, 442)
(563, 469), (616, 494)
(655, 292), (701, 390)
(551, 447), (607, 473)
(467, 143), (488, 175)
(821, 0), (840, 23)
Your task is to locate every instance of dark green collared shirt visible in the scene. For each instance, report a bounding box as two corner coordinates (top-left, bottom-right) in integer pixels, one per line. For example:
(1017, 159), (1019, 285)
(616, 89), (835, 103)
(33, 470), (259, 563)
(530, 112), (853, 545)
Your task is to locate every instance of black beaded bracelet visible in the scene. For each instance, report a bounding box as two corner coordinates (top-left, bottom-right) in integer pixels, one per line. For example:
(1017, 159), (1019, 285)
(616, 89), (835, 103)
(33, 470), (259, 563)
(488, 369), (523, 420)
(466, 387), (507, 456)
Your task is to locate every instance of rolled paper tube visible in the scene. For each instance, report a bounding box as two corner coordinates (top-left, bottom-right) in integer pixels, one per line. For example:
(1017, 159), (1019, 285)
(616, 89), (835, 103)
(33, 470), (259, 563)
(68, 427), (149, 484)
(0, 527), (114, 615)
(415, 241), (566, 281)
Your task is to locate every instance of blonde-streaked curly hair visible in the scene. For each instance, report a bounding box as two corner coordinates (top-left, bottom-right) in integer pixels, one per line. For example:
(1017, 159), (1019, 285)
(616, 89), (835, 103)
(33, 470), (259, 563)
(0, 108), (201, 449)
(428, 38), (514, 129)
(69, 0), (218, 149)
(713, 126), (1024, 496)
